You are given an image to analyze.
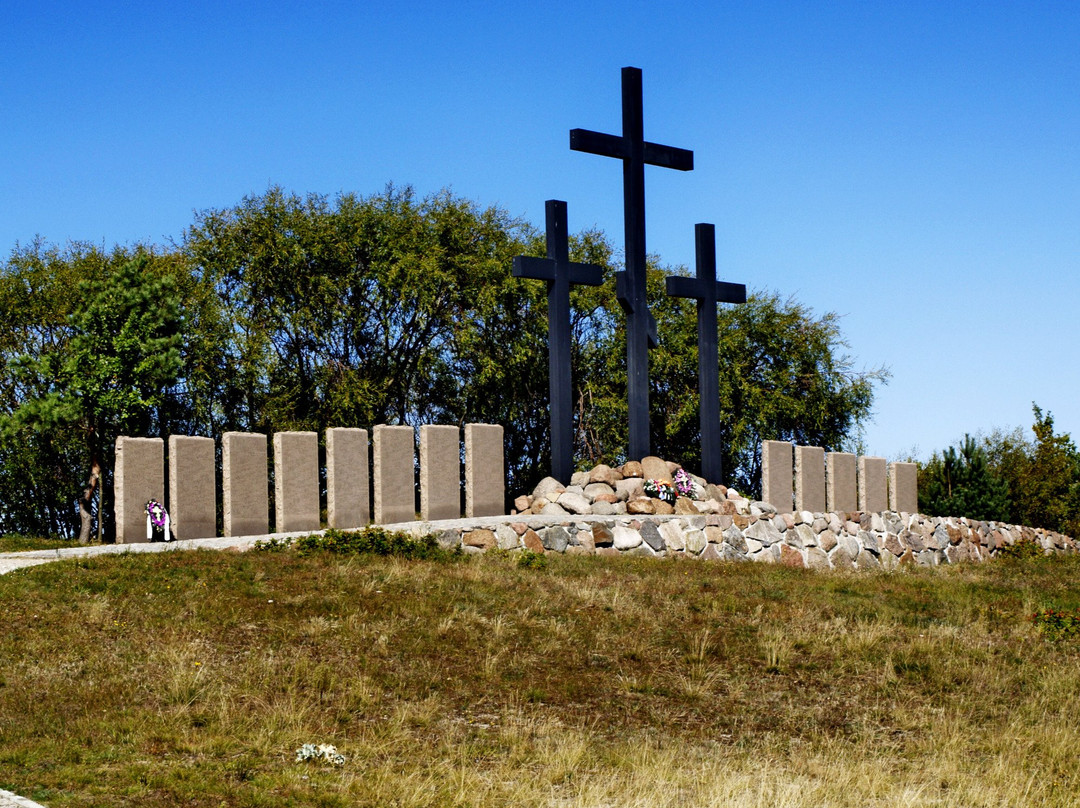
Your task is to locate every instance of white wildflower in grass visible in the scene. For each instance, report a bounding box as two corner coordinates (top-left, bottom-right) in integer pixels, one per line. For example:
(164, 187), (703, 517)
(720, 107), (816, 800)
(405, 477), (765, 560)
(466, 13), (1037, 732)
(296, 743), (345, 765)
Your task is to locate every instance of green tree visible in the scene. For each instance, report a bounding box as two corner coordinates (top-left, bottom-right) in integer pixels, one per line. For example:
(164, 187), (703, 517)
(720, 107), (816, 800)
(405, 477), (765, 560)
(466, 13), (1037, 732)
(2, 255), (183, 541)
(1009, 406), (1080, 536)
(918, 434), (1011, 521)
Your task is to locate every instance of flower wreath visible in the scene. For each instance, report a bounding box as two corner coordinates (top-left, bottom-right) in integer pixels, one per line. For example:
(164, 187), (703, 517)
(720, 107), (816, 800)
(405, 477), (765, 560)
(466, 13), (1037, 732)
(146, 499), (171, 541)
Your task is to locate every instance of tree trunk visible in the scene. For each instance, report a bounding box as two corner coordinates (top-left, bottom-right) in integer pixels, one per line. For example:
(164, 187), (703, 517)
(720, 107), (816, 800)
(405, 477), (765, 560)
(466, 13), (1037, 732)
(77, 460), (101, 545)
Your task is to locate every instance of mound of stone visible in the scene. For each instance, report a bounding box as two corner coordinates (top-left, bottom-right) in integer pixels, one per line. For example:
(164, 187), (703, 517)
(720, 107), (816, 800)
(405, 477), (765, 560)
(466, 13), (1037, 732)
(512, 455), (761, 518)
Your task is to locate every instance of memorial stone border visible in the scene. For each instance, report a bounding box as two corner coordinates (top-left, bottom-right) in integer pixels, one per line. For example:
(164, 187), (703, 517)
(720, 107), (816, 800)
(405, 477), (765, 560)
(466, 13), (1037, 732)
(274, 431), (320, 533)
(168, 435), (216, 540)
(762, 441), (917, 516)
(115, 436), (164, 544)
(326, 427), (369, 529)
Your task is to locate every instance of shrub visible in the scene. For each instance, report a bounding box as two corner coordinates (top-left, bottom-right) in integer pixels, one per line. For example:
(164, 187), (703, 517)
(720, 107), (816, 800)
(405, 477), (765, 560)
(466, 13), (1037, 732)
(994, 539), (1045, 561)
(292, 527), (458, 561)
(1031, 607), (1080, 642)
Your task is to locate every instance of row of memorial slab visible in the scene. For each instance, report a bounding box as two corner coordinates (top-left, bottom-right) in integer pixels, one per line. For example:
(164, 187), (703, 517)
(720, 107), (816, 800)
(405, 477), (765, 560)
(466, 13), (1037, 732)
(113, 425), (505, 543)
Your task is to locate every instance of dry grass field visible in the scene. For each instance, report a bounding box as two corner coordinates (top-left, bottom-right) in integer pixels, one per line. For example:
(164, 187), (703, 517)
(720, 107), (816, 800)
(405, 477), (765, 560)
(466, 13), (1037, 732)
(1, 534), (1079, 807)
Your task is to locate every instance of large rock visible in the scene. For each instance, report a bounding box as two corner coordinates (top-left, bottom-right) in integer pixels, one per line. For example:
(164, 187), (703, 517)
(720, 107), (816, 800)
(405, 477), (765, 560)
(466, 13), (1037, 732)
(584, 482), (617, 502)
(557, 491), (592, 515)
(805, 546), (831, 570)
(532, 476), (564, 499)
(495, 524), (520, 550)
(463, 529), (496, 550)
(684, 530), (707, 554)
(627, 498), (655, 515)
(540, 527), (571, 553)
(592, 501), (616, 515)
(674, 497), (698, 515)
(658, 521), (685, 551)
(589, 464), (622, 486)
(592, 524), (614, 547)
(780, 545), (805, 568)
(613, 525), (642, 550)
(621, 460), (643, 478)
(794, 524), (816, 548)
(640, 456), (670, 481)
(745, 518), (784, 547)
(640, 522), (665, 552)
(652, 499), (675, 515)
(830, 543), (856, 569)
(540, 502), (569, 516)
(615, 478), (644, 501)
(522, 529), (545, 553)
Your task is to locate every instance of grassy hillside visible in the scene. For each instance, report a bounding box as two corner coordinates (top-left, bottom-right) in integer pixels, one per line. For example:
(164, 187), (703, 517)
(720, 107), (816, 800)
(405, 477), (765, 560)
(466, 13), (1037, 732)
(2, 542), (1080, 806)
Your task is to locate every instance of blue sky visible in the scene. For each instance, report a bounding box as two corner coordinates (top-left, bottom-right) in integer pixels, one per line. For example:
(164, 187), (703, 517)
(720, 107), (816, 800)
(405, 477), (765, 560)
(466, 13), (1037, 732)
(3, 1), (1078, 461)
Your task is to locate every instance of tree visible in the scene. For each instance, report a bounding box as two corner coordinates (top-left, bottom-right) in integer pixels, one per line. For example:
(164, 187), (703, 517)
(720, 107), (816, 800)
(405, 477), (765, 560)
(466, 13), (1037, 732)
(1008, 406), (1080, 536)
(2, 255), (183, 541)
(918, 434), (1011, 521)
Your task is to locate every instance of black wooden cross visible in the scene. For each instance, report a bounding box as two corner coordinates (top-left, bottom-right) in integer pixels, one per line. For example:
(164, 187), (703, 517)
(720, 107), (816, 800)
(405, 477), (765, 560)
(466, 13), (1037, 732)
(666, 223), (746, 484)
(571, 66), (693, 460)
(513, 200), (603, 484)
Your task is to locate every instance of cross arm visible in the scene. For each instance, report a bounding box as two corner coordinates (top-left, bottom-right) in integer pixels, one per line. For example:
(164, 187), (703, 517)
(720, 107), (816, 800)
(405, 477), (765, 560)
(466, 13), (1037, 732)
(666, 275), (747, 304)
(643, 142), (693, 171)
(570, 128), (625, 159)
(716, 281), (747, 304)
(513, 256), (556, 282)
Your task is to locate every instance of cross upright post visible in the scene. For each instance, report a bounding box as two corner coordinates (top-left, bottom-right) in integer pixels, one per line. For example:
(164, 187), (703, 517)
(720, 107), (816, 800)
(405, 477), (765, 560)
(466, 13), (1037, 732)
(513, 200), (603, 484)
(571, 67), (693, 460)
(666, 223), (746, 484)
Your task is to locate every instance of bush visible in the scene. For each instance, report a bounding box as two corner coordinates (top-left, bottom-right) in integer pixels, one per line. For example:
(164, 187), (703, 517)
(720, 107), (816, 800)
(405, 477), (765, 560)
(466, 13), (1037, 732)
(1031, 607), (1080, 642)
(994, 539), (1045, 561)
(292, 527), (459, 561)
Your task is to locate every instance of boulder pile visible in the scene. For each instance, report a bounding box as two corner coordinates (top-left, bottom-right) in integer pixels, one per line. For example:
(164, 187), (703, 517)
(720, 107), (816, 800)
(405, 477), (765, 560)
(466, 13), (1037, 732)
(513, 456), (755, 518)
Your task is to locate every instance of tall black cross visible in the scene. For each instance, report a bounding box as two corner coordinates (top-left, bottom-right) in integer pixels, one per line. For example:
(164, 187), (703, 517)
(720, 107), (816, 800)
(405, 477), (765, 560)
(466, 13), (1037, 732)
(666, 223), (746, 484)
(513, 200), (603, 484)
(571, 66), (693, 460)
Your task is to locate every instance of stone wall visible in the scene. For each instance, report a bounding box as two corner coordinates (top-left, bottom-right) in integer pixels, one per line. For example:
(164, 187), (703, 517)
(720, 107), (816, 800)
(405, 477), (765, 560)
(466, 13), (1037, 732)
(386, 506), (1076, 569)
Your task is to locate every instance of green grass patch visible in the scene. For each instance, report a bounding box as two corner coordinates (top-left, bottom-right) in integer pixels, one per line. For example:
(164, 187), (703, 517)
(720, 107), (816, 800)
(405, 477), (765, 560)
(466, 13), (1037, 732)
(0, 535), (75, 553)
(2, 549), (1080, 805)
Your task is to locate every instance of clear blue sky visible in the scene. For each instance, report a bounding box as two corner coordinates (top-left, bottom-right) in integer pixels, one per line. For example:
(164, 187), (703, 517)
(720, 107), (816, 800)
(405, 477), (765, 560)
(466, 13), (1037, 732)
(3, 0), (1078, 461)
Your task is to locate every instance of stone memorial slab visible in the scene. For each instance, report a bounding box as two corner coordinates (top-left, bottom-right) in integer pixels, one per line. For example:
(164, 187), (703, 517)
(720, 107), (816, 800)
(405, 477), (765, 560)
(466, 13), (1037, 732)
(761, 440), (793, 513)
(795, 445), (826, 513)
(222, 432), (268, 537)
(274, 431), (320, 533)
(465, 423), (505, 517)
(827, 452), (858, 513)
(889, 461), (918, 514)
(326, 427), (369, 528)
(420, 425), (461, 521)
(373, 425), (415, 524)
(168, 435), (216, 540)
(859, 456), (888, 513)
(115, 436), (164, 544)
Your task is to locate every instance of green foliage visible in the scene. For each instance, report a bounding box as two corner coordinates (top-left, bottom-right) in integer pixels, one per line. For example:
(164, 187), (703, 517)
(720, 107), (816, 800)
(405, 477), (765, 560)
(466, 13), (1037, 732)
(516, 549), (548, 570)
(919, 434), (1011, 521)
(1011, 406), (1080, 537)
(1, 184), (887, 524)
(291, 527), (459, 561)
(1031, 607), (1080, 642)
(923, 406), (1080, 536)
(994, 539), (1045, 561)
(0, 249), (185, 538)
